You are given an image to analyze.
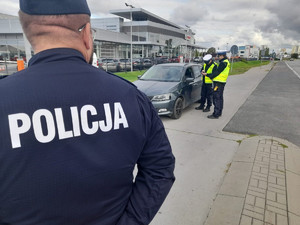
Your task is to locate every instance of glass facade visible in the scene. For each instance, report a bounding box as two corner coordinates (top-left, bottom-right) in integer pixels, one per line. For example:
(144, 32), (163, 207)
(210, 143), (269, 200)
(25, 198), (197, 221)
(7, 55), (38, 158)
(91, 15), (201, 60)
(0, 10), (205, 63)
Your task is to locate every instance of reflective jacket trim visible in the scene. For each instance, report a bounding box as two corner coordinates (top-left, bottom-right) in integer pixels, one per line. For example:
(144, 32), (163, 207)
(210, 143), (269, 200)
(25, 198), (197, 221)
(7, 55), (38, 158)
(213, 59), (230, 83)
(203, 63), (216, 84)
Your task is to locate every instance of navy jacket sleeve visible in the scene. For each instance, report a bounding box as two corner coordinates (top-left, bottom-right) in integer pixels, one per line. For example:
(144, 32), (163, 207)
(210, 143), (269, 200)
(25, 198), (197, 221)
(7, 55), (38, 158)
(212, 64), (218, 74)
(117, 91), (175, 225)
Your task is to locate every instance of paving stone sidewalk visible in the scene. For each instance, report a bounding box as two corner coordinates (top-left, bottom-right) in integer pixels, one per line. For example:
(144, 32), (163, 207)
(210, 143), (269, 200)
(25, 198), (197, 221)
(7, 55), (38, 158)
(204, 136), (300, 225)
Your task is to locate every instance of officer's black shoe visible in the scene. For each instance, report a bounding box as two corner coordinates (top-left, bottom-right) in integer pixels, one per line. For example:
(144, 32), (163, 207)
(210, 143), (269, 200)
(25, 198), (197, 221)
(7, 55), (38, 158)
(203, 107), (210, 112)
(195, 105), (204, 110)
(207, 114), (219, 119)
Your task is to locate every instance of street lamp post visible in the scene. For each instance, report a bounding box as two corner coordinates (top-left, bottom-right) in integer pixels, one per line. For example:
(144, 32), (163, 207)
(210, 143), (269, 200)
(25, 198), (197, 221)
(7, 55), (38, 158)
(185, 25), (190, 63)
(125, 3), (134, 72)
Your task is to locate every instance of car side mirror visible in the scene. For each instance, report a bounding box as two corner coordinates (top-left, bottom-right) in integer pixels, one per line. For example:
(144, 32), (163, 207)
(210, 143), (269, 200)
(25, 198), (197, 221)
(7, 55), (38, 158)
(186, 77), (194, 83)
(138, 75), (142, 79)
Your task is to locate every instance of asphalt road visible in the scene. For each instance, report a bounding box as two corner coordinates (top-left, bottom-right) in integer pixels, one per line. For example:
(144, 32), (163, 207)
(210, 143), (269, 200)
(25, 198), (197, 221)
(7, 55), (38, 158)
(224, 60), (300, 147)
(150, 63), (273, 225)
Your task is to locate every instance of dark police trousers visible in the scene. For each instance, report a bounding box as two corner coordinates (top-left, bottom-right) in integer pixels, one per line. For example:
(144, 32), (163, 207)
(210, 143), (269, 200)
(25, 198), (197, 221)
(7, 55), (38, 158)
(200, 83), (213, 107)
(212, 82), (226, 117)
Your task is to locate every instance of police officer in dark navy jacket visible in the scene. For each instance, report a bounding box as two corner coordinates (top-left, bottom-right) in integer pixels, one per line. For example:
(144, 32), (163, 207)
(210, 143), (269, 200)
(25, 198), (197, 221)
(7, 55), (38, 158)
(0, 1), (175, 224)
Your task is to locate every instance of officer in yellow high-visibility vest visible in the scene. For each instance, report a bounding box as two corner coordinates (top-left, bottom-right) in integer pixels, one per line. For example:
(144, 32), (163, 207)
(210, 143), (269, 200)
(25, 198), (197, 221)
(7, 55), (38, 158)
(202, 51), (230, 119)
(195, 54), (217, 112)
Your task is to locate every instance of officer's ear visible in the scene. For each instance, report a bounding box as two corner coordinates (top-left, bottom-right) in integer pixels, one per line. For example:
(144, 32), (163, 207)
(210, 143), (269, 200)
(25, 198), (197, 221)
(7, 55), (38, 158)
(82, 22), (92, 50)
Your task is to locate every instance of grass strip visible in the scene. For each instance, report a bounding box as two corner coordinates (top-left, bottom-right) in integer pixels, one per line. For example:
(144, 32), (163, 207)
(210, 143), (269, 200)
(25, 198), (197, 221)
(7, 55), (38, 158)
(113, 61), (271, 82)
(114, 70), (146, 82)
(230, 60), (270, 75)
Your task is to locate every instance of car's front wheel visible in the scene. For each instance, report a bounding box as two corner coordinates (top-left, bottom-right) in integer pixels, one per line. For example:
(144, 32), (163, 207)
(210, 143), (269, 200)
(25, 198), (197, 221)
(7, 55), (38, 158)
(171, 97), (183, 119)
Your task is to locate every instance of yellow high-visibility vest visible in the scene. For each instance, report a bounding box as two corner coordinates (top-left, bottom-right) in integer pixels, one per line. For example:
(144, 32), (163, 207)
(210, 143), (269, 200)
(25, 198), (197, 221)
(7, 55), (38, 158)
(203, 62), (216, 84)
(213, 59), (230, 83)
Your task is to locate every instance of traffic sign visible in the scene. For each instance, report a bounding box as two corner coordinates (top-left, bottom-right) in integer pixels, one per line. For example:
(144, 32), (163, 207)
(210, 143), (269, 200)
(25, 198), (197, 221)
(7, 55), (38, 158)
(230, 45), (238, 55)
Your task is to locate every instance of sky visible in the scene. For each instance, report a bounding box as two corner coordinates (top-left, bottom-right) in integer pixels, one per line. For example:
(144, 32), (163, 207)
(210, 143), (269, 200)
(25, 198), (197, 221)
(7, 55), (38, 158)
(1, 0), (299, 53)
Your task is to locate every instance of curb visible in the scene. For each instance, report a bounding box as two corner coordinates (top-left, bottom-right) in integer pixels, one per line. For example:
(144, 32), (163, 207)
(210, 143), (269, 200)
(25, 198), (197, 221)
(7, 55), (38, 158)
(204, 136), (300, 225)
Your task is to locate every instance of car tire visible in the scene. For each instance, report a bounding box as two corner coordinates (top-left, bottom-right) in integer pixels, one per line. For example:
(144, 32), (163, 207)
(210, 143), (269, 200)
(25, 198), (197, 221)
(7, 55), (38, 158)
(171, 97), (183, 119)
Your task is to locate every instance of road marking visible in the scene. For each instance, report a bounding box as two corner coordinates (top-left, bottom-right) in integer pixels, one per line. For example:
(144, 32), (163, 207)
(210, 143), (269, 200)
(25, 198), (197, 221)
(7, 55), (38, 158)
(285, 61), (300, 79)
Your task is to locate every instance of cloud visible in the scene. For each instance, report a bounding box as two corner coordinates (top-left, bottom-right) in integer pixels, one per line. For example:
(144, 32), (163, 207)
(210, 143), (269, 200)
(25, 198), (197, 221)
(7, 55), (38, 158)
(256, 0), (300, 41)
(167, 0), (299, 51)
(169, 1), (206, 26)
(0, 0), (19, 16)
(1, 0), (298, 52)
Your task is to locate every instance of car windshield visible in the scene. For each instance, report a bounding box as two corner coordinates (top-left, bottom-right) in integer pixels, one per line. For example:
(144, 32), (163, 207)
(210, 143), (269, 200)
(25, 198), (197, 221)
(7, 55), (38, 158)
(140, 65), (183, 82)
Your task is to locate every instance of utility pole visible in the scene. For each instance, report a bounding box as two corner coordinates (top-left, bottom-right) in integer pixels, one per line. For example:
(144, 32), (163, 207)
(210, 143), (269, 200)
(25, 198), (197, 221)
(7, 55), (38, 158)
(125, 3), (134, 72)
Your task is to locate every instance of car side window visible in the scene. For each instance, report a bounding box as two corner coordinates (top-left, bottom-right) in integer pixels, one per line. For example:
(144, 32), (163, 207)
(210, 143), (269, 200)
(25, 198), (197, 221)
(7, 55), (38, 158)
(185, 67), (194, 79)
(192, 66), (201, 78)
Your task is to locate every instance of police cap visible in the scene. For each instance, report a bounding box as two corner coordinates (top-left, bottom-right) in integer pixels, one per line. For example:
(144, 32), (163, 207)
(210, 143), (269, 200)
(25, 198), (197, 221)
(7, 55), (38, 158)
(203, 54), (212, 61)
(19, 0), (91, 16)
(217, 50), (227, 56)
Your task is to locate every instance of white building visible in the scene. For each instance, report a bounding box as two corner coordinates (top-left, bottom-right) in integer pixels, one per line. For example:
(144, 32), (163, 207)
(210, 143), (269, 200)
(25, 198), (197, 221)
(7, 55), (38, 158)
(0, 7), (206, 62)
(238, 45), (260, 59)
(291, 46), (300, 55)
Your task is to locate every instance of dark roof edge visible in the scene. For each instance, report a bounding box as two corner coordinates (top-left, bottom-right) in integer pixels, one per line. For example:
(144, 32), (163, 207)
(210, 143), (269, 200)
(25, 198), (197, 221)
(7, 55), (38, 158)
(109, 8), (184, 30)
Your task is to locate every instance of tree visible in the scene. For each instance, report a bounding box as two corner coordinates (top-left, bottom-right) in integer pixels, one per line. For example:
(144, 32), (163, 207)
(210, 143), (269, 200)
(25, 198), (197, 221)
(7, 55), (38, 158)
(207, 47), (216, 54)
(164, 39), (173, 57)
(265, 48), (270, 56)
(159, 46), (163, 55)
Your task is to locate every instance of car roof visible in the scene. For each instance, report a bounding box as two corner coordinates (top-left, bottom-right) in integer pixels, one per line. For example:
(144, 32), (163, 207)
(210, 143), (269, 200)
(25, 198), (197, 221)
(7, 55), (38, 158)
(155, 63), (200, 67)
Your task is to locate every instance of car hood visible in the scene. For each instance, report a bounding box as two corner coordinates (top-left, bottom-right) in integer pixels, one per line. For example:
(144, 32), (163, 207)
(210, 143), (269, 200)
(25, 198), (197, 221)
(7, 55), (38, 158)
(133, 80), (179, 96)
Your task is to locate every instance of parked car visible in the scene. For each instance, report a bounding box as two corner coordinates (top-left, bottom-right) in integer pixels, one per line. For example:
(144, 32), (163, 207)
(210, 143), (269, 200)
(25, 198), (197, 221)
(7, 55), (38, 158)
(142, 58), (153, 69)
(117, 59), (131, 71)
(132, 58), (144, 70)
(155, 57), (169, 64)
(98, 58), (119, 72)
(169, 56), (180, 63)
(193, 57), (202, 63)
(133, 63), (203, 119)
(113, 59), (122, 72)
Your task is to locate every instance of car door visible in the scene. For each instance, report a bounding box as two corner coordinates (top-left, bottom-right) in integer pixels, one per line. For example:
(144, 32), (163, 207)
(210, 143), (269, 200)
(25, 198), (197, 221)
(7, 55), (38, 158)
(181, 66), (196, 106)
(183, 66), (202, 105)
(191, 65), (202, 102)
